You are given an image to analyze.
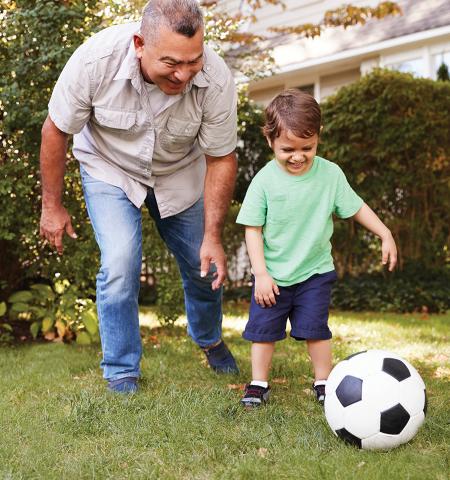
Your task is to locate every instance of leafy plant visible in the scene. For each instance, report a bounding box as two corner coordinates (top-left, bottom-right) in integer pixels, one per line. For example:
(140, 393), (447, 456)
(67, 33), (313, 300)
(331, 262), (450, 313)
(320, 69), (450, 274)
(0, 301), (13, 343)
(7, 279), (99, 344)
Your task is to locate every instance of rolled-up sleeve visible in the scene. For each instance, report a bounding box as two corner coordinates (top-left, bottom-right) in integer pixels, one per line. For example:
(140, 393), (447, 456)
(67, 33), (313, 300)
(48, 45), (92, 134)
(197, 71), (237, 157)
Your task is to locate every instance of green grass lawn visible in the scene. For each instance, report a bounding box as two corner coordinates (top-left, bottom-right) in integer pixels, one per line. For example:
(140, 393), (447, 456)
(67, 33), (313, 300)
(0, 308), (449, 479)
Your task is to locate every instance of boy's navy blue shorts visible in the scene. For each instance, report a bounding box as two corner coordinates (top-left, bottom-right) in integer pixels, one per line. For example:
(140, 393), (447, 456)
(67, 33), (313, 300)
(243, 270), (337, 342)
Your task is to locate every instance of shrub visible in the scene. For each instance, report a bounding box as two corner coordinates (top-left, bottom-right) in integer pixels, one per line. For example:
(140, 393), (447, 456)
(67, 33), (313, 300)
(331, 262), (450, 313)
(319, 69), (450, 275)
(7, 278), (99, 343)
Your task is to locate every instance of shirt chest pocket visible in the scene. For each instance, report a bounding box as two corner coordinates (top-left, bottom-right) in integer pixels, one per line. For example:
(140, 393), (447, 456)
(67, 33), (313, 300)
(266, 193), (292, 225)
(159, 116), (201, 153)
(93, 107), (137, 134)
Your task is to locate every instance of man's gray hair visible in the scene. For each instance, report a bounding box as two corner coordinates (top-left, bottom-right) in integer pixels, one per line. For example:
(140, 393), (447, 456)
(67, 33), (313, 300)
(141, 0), (204, 42)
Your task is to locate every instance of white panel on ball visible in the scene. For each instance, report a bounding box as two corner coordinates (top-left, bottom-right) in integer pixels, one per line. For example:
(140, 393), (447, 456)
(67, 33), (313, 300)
(398, 379), (426, 416)
(362, 372), (401, 412)
(324, 393), (345, 431)
(324, 349), (427, 451)
(343, 402), (380, 439)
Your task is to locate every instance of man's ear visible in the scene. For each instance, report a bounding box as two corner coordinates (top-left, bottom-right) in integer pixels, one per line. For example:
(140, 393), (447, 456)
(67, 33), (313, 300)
(265, 136), (272, 149)
(133, 34), (145, 59)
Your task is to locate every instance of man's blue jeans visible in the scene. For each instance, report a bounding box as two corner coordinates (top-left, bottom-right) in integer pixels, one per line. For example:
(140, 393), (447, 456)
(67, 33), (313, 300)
(80, 167), (222, 381)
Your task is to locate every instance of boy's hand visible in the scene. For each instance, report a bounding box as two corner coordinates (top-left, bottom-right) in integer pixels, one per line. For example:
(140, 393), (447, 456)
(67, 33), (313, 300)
(381, 231), (398, 271)
(254, 273), (280, 308)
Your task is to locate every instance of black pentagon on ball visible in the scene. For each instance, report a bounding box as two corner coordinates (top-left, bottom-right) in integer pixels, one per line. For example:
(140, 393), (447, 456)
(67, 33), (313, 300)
(380, 403), (410, 434)
(382, 357), (411, 381)
(336, 375), (363, 407)
(423, 389), (428, 415)
(336, 428), (362, 448)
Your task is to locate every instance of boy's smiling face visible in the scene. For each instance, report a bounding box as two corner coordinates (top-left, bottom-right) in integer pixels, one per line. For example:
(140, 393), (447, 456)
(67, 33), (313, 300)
(269, 129), (319, 176)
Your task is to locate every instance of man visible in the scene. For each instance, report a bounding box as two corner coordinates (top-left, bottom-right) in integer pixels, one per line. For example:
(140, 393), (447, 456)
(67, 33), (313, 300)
(39, 0), (239, 393)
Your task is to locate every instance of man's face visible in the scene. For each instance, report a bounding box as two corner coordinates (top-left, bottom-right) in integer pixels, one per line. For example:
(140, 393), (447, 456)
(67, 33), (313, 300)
(134, 25), (204, 95)
(269, 130), (319, 176)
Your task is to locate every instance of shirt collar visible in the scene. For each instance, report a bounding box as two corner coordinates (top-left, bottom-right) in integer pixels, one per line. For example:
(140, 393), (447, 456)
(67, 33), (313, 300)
(113, 39), (139, 81)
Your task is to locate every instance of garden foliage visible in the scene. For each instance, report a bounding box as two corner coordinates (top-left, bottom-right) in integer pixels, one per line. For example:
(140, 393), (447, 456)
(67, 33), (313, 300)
(1, 1), (448, 339)
(319, 69), (450, 276)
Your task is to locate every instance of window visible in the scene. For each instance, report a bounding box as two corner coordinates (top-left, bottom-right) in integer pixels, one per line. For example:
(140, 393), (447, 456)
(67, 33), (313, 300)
(386, 58), (426, 77)
(433, 51), (450, 77)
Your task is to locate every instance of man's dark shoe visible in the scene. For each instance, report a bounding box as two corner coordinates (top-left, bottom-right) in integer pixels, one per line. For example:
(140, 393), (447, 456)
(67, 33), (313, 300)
(107, 377), (138, 394)
(312, 380), (326, 405)
(241, 383), (270, 408)
(202, 341), (239, 374)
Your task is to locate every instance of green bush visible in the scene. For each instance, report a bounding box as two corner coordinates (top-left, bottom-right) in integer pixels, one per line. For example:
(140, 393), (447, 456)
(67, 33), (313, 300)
(234, 87), (273, 203)
(0, 1), (117, 300)
(331, 262), (450, 313)
(319, 69), (450, 275)
(6, 278), (99, 343)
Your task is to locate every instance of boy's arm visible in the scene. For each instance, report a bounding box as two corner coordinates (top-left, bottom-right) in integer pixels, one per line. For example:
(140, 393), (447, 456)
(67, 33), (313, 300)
(245, 226), (280, 307)
(352, 203), (397, 271)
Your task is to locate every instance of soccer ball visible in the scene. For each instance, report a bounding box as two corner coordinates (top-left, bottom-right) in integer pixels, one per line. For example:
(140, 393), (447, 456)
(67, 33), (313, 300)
(324, 350), (427, 450)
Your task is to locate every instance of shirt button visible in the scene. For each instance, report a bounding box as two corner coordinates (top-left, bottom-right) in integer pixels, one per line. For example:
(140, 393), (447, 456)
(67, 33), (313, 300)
(205, 66), (211, 71)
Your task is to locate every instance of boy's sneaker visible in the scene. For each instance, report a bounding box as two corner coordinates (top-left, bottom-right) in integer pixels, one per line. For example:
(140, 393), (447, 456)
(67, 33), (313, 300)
(312, 380), (326, 405)
(202, 341), (239, 374)
(241, 383), (270, 408)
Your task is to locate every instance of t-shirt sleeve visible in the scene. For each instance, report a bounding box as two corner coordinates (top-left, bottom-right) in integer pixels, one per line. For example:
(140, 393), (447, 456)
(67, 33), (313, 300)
(333, 166), (364, 218)
(48, 45), (92, 134)
(197, 69), (237, 157)
(236, 176), (267, 226)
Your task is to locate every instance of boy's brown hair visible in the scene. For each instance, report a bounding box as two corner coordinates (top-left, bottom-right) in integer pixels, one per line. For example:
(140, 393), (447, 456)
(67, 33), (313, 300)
(263, 88), (321, 142)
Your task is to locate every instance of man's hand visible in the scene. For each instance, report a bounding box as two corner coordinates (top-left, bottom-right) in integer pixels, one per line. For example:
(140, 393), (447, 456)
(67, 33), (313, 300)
(200, 237), (227, 290)
(254, 272), (280, 308)
(40, 204), (77, 255)
(202, 152), (237, 291)
(39, 116), (74, 255)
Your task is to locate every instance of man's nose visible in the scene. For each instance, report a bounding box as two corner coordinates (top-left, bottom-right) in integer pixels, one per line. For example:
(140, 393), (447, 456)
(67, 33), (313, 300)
(174, 67), (192, 83)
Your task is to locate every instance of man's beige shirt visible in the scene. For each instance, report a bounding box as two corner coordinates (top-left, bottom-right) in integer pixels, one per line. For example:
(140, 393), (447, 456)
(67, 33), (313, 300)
(48, 22), (237, 218)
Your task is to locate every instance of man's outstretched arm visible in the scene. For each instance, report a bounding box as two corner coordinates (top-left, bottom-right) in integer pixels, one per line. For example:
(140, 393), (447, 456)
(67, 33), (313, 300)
(40, 115), (77, 255)
(201, 151), (237, 290)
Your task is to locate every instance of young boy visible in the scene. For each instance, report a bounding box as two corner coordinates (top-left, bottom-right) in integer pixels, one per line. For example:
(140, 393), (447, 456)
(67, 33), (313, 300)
(236, 89), (397, 407)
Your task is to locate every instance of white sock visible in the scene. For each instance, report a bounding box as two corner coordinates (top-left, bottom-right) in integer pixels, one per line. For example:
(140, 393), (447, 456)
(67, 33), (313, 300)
(314, 379), (327, 386)
(250, 380), (269, 388)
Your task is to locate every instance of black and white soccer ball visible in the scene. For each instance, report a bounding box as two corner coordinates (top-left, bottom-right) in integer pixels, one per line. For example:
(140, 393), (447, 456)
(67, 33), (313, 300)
(324, 350), (427, 450)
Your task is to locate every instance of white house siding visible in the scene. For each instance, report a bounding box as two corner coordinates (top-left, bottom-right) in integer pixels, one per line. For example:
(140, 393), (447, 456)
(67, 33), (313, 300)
(220, 0), (450, 103)
(320, 68), (361, 99)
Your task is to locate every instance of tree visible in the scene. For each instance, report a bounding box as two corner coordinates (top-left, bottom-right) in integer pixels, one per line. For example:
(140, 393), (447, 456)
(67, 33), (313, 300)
(437, 62), (450, 82)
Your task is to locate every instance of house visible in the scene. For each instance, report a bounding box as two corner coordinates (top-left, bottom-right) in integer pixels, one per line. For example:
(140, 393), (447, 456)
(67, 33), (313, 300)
(221, 0), (450, 103)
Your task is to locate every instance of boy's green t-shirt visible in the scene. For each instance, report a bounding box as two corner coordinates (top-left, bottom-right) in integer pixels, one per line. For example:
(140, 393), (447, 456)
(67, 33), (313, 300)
(236, 156), (364, 286)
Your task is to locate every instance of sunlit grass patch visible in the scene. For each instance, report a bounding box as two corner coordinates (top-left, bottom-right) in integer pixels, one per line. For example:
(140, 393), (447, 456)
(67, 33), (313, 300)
(0, 309), (448, 479)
